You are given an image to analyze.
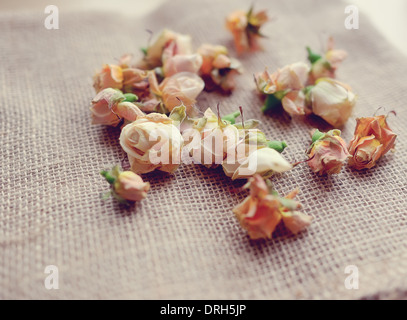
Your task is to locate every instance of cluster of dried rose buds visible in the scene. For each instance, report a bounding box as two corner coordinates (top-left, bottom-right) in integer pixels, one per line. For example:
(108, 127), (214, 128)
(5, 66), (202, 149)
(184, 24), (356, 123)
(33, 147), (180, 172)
(255, 37), (356, 128)
(182, 106), (292, 180)
(91, 8), (398, 241)
(92, 28), (243, 122)
(234, 114), (397, 239)
(306, 114), (397, 175)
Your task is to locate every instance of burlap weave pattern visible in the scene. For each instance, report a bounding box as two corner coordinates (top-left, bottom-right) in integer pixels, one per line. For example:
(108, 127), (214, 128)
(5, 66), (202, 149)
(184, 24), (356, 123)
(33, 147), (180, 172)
(1, 0), (407, 299)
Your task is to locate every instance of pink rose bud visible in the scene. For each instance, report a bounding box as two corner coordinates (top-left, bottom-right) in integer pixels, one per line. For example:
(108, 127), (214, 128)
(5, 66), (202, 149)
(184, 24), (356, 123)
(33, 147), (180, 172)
(138, 29), (193, 69)
(114, 171), (150, 201)
(90, 88), (144, 126)
(150, 72), (204, 114)
(255, 62), (309, 115)
(163, 53), (203, 77)
(100, 166), (150, 204)
(93, 64), (123, 93)
(307, 129), (350, 175)
(197, 44), (242, 92)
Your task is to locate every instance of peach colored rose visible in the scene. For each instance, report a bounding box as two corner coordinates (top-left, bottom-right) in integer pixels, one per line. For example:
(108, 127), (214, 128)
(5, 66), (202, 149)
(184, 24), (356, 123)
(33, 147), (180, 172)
(120, 68), (162, 113)
(163, 53), (203, 77)
(90, 88), (144, 126)
(233, 175), (312, 239)
(138, 29), (193, 69)
(121, 68), (150, 98)
(226, 8), (268, 54)
(306, 78), (356, 127)
(197, 44), (242, 92)
(93, 64), (123, 93)
(307, 129), (350, 175)
(114, 171), (150, 201)
(100, 166), (150, 203)
(255, 62), (310, 115)
(198, 44), (230, 74)
(149, 71), (204, 114)
(120, 112), (184, 174)
(348, 115), (397, 170)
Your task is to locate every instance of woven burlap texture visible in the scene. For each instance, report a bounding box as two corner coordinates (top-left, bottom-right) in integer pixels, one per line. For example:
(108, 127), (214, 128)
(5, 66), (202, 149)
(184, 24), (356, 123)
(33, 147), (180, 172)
(1, 0), (407, 299)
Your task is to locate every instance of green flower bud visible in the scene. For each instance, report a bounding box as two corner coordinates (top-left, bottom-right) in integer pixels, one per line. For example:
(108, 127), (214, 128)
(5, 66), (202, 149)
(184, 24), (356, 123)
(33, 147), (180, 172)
(233, 119), (260, 130)
(123, 93), (139, 103)
(267, 140), (287, 153)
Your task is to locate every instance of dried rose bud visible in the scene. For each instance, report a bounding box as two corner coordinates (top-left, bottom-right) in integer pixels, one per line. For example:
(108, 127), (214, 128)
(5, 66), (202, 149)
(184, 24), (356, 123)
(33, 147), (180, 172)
(138, 29), (193, 70)
(197, 44), (242, 92)
(149, 71), (205, 114)
(307, 37), (348, 83)
(100, 166), (150, 204)
(90, 88), (145, 126)
(233, 175), (312, 240)
(307, 129), (350, 175)
(121, 68), (150, 97)
(162, 53), (203, 77)
(348, 115), (397, 170)
(226, 7), (268, 54)
(114, 171), (150, 201)
(254, 62), (309, 115)
(182, 108), (240, 168)
(93, 64), (123, 93)
(120, 108), (185, 174)
(223, 145), (292, 180)
(222, 130), (291, 180)
(306, 78), (356, 127)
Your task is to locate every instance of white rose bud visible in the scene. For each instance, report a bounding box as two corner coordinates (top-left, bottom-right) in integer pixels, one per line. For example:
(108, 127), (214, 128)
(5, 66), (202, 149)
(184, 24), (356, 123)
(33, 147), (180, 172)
(223, 144), (292, 180)
(183, 108), (239, 168)
(307, 78), (356, 127)
(120, 113), (184, 174)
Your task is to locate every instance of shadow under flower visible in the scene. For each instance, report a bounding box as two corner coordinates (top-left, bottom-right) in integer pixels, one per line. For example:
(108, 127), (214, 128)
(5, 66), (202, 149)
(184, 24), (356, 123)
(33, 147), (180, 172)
(304, 113), (334, 132)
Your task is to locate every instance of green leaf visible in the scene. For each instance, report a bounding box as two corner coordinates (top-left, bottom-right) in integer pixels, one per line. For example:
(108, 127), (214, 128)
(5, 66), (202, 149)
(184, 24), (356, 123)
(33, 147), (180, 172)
(311, 129), (325, 143)
(246, 5), (254, 19)
(279, 197), (299, 211)
(169, 104), (187, 125)
(244, 131), (267, 146)
(267, 140), (287, 153)
(221, 111), (240, 124)
(233, 119), (260, 130)
(141, 47), (147, 56)
(261, 94), (282, 113)
(100, 170), (116, 184)
(306, 46), (322, 64)
(123, 93), (139, 103)
(195, 117), (208, 131)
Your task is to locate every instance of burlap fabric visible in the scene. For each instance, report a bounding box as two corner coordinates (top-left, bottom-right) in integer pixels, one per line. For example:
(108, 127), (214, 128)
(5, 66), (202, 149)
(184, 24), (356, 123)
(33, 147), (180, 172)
(1, 0), (406, 299)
